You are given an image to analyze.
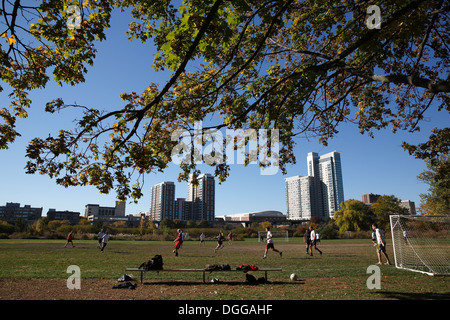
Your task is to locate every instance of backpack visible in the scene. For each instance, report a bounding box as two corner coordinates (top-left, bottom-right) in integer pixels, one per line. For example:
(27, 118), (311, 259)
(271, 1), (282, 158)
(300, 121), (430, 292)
(238, 264), (251, 272)
(204, 264), (222, 271)
(245, 274), (269, 285)
(240, 264), (260, 272)
(151, 255), (163, 269)
(245, 273), (257, 284)
(221, 263), (231, 271)
(139, 254), (164, 271)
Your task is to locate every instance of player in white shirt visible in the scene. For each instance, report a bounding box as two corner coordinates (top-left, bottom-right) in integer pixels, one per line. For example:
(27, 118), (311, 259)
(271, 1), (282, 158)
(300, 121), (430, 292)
(101, 230), (110, 252)
(263, 227), (282, 259)
(309, 226), (322, 256)
(200, 232), (205, 245)
(372, 224), (391, 265)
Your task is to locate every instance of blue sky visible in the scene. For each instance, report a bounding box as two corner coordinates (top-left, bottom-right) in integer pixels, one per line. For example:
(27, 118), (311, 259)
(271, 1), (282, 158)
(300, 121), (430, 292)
(0, 10), (447, 218)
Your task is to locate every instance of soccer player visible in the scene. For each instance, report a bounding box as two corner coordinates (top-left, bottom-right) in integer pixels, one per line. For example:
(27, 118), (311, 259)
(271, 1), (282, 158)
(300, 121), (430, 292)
(309, 226), (322, 256)
(200, 232), (206, 245)
(304, 228), (311, 255)
(228, 231), (233, 245)
(100, 230), (110, 252)
(173, 229), (183, 256)
(263, 227), (282, 259)
(372, 224), (391, 265)
(97, 229), (104, 249)
(214, 230), (225, 253)
(64, 230), (75, 248)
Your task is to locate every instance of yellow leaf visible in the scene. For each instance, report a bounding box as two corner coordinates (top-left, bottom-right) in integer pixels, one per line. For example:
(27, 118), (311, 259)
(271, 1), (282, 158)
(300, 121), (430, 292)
(6, 35), (16, 45)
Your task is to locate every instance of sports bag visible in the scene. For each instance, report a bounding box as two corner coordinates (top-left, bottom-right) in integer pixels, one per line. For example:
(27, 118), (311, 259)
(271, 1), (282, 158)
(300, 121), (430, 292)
(204, 264), (222, 271)
(139, 254), (164, 270)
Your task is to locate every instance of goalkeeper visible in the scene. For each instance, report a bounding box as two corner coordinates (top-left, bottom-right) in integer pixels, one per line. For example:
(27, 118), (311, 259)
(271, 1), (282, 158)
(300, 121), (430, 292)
(372, 224), (391, 265)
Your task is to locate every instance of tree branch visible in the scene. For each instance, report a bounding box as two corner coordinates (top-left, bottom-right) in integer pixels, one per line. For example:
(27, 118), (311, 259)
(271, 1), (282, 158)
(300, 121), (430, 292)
(369, 73), (450, 93)
(116, 0), (224, 148)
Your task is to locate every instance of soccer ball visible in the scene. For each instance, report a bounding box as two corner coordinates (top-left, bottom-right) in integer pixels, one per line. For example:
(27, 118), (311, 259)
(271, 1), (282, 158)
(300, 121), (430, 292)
(290, 273), (297, 281)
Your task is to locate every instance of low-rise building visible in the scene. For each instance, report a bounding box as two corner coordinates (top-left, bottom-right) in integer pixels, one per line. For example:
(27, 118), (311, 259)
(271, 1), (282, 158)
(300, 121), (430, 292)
(0, 202), (42, 224)
(85, 201), (126, 221)
(217, 210), (286, 227)
(400, 200), (417, 215)
(46, 209), (81, 225)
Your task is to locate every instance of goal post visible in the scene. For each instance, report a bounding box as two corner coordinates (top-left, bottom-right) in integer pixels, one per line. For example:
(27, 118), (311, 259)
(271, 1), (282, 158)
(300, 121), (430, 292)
(258, 230), (289, 242)
(390, 215), (450, 276)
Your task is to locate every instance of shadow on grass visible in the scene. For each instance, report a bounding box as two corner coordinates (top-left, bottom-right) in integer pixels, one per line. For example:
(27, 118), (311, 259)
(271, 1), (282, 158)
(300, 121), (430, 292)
(373, 291), (450, 300)
(142, 280), (306, 286)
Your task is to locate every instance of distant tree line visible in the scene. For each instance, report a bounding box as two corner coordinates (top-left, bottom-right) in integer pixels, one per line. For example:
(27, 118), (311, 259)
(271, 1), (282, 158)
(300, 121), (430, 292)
(334, 195), (409, 234)
(0, 194), (425, 240)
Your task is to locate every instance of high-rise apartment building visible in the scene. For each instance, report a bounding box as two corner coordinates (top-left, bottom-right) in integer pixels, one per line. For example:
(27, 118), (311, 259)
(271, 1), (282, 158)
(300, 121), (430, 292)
(150, 181), (175, 221)
(307, 152), (323, 217)
(286, 151), (344, 220)
(174, 198), (194, 221)
(285, 176), (315, 220)
(314, 151), (345, 218)
(188, 173), (215, 222)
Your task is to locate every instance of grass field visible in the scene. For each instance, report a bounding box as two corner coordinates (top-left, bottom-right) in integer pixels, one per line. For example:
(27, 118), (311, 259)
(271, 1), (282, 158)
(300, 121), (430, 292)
(0, 238), (448, 300)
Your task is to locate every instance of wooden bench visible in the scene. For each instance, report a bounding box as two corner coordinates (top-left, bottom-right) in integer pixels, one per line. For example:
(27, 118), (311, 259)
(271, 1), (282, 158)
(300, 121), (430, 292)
(125, 267), (283, 284)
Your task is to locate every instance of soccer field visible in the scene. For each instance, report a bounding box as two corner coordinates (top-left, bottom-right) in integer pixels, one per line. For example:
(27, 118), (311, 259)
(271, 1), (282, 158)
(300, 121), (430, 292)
(0, 238), (448, 300)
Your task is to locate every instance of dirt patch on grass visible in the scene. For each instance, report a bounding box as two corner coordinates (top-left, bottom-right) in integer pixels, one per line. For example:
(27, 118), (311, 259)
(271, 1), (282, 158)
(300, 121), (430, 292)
(0, 278), (298, 300)
(1, 276), (448, 300)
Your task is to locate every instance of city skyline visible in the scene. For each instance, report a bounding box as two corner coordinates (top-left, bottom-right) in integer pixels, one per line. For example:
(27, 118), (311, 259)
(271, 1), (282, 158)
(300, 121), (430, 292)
(0, 11), (444, 219)
(1, 139), (422, 221)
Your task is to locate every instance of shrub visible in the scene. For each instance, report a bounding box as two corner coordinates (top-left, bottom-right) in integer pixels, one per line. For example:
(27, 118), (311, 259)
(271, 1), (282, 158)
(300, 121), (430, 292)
(318, 225), (339, 239)
(0, 222), (14, 235)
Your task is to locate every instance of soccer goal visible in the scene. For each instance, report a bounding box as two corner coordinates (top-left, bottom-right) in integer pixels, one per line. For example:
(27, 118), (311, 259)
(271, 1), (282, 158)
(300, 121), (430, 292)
(258, 230), (289, 242)
(390, 215), (450, 276)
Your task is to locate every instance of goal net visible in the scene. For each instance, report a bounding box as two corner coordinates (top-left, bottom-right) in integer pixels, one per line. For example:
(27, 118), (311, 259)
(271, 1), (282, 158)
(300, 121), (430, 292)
(258, 230), (289, 242)
(390, 215), (450, 276)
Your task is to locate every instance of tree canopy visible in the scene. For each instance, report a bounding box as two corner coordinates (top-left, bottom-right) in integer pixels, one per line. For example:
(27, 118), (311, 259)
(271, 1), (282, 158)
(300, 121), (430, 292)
(370, 195), (409, 230)
(334, 199), (373, 233)
(334, 195), (409, 233)
(417, 153), (450, 215)
(1, 0), (449, 201)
